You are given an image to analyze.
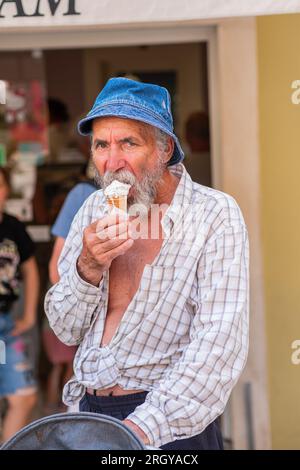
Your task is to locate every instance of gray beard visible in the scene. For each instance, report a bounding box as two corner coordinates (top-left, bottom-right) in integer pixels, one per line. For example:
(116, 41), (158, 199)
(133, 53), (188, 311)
(94, 159), (165, 210)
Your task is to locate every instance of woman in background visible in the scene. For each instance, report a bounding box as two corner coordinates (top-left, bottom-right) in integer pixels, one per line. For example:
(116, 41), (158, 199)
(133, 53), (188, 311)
(0, 167), (39, 442)
(43, 180), (96, 413)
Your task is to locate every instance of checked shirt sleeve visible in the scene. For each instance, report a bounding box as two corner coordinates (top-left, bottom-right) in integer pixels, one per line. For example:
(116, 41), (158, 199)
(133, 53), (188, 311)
(44, 199), (104, 346)
(127, 216), (249, 447)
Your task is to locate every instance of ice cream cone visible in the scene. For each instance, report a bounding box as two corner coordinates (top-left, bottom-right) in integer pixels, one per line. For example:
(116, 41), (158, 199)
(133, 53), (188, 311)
(106, 195), (127, 213)
(104, 180), (131, 214)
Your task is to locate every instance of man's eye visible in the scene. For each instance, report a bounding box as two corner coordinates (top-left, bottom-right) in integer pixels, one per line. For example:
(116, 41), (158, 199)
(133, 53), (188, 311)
(124, 141), (136, 147)
(95, 142), (107, 150)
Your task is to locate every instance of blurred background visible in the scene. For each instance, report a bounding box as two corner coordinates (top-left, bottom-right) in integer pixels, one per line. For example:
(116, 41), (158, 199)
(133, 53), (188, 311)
(0, 0), (300, 450)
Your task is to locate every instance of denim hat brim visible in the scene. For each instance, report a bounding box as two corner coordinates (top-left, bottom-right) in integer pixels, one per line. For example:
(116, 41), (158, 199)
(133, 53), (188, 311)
(78, 103), (184, 166)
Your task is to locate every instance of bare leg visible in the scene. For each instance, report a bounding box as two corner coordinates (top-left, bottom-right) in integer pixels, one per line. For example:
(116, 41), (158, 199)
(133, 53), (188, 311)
(56, 361), (74, 412)
(45, 363), (64, 411)
(63, 361), (74, 386)
(3, 390), (37, 442)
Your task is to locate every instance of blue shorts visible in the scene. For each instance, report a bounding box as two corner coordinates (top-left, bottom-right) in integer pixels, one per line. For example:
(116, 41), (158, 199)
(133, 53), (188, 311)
(0, 314), (37, 397)
(79, 391), (223, 450)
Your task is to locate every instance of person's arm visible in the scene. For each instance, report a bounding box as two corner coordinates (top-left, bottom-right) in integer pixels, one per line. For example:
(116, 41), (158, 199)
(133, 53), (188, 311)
(124, 220), (249, 448)
(51, 183), (96, 241)
(45, 202), (101, 346)
(11, 256), (40, 336)
(49, 183), (96, 285)
(49, 236), (65, 284)
(123, 419), (150, 445)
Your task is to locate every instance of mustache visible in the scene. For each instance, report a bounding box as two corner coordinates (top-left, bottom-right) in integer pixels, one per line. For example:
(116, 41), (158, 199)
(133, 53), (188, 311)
(94, 158), (166, 210)
(99, 169), (137, 188)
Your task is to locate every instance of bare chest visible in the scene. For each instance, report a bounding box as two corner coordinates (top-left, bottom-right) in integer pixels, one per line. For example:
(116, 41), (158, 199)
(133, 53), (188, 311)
(100, 237), (163, 346)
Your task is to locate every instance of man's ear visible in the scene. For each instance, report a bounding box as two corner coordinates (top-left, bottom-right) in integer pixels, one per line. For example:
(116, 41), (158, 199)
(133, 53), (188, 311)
(164, 137), (175, 164)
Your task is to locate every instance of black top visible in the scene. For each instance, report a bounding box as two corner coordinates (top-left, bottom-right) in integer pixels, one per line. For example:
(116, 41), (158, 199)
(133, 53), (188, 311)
(0, 213), (35, 313)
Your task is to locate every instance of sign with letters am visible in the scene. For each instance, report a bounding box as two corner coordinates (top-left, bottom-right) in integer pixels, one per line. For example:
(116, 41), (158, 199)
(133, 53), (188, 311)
(1, 0), (300, 30)
(0, 0), (80, 19)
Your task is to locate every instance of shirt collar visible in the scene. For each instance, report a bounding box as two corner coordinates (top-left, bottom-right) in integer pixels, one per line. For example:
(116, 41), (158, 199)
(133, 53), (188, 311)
(161, 163), (194, 235)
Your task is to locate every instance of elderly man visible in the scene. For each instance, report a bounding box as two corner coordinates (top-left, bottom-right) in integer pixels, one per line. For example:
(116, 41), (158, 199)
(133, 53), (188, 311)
(45, 77), (249, 450)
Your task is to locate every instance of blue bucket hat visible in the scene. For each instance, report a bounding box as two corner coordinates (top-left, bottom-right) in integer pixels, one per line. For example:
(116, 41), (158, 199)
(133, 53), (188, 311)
(78, 77), (184, 166)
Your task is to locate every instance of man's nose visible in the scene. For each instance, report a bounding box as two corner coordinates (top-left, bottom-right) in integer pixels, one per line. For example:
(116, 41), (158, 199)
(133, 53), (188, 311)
(105, 144), (126, 172)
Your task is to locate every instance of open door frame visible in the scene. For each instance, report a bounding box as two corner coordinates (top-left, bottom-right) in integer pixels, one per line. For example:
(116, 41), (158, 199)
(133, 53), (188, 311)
(0, 17), (271, 449)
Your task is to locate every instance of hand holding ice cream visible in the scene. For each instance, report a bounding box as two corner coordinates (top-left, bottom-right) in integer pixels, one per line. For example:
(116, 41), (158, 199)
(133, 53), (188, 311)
(77, 210), (134, 286)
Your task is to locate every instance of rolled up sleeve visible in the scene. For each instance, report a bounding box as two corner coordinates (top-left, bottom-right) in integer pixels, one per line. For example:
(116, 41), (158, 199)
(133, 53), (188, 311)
(44, 203), (104, 346)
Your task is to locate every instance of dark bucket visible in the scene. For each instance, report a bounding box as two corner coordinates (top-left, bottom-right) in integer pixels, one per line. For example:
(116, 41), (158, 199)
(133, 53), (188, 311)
(0, 412), (146, 450)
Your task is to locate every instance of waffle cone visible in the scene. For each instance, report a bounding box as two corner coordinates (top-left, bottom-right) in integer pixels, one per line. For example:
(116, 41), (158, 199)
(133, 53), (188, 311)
(106, 195), (127, 213)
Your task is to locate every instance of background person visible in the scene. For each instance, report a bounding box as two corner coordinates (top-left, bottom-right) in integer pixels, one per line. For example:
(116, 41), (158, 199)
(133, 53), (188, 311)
(42, 180), (97, 413)
(183, 111), (212, 187)
(0, 167), (39, 442)
(47, 98), (70, 163)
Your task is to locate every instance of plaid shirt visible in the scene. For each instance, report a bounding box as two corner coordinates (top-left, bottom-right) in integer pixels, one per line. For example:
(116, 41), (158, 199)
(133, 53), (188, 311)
(45, 164), (249, 448)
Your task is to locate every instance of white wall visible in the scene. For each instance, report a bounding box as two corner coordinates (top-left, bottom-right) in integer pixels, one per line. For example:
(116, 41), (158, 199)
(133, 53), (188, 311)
(217, 17), (271, 449)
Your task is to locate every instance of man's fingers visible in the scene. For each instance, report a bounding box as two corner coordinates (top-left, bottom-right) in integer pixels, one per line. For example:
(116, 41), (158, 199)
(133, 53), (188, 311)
(105, 238), (134, 261)
(96, 220), (129, 241)
(94, 233), (133, 254)
(83, 213), (133, 268)
(94, 212), (128, 232)
(88, 238), (134, 269)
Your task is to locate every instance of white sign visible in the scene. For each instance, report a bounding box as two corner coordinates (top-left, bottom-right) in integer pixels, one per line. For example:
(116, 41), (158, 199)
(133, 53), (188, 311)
(0, 0), (80, 19)
(0, 0), (300, 29)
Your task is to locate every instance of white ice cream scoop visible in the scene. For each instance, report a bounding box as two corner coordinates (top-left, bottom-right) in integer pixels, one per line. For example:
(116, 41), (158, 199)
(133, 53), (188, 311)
(104, 180), (131, 213)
